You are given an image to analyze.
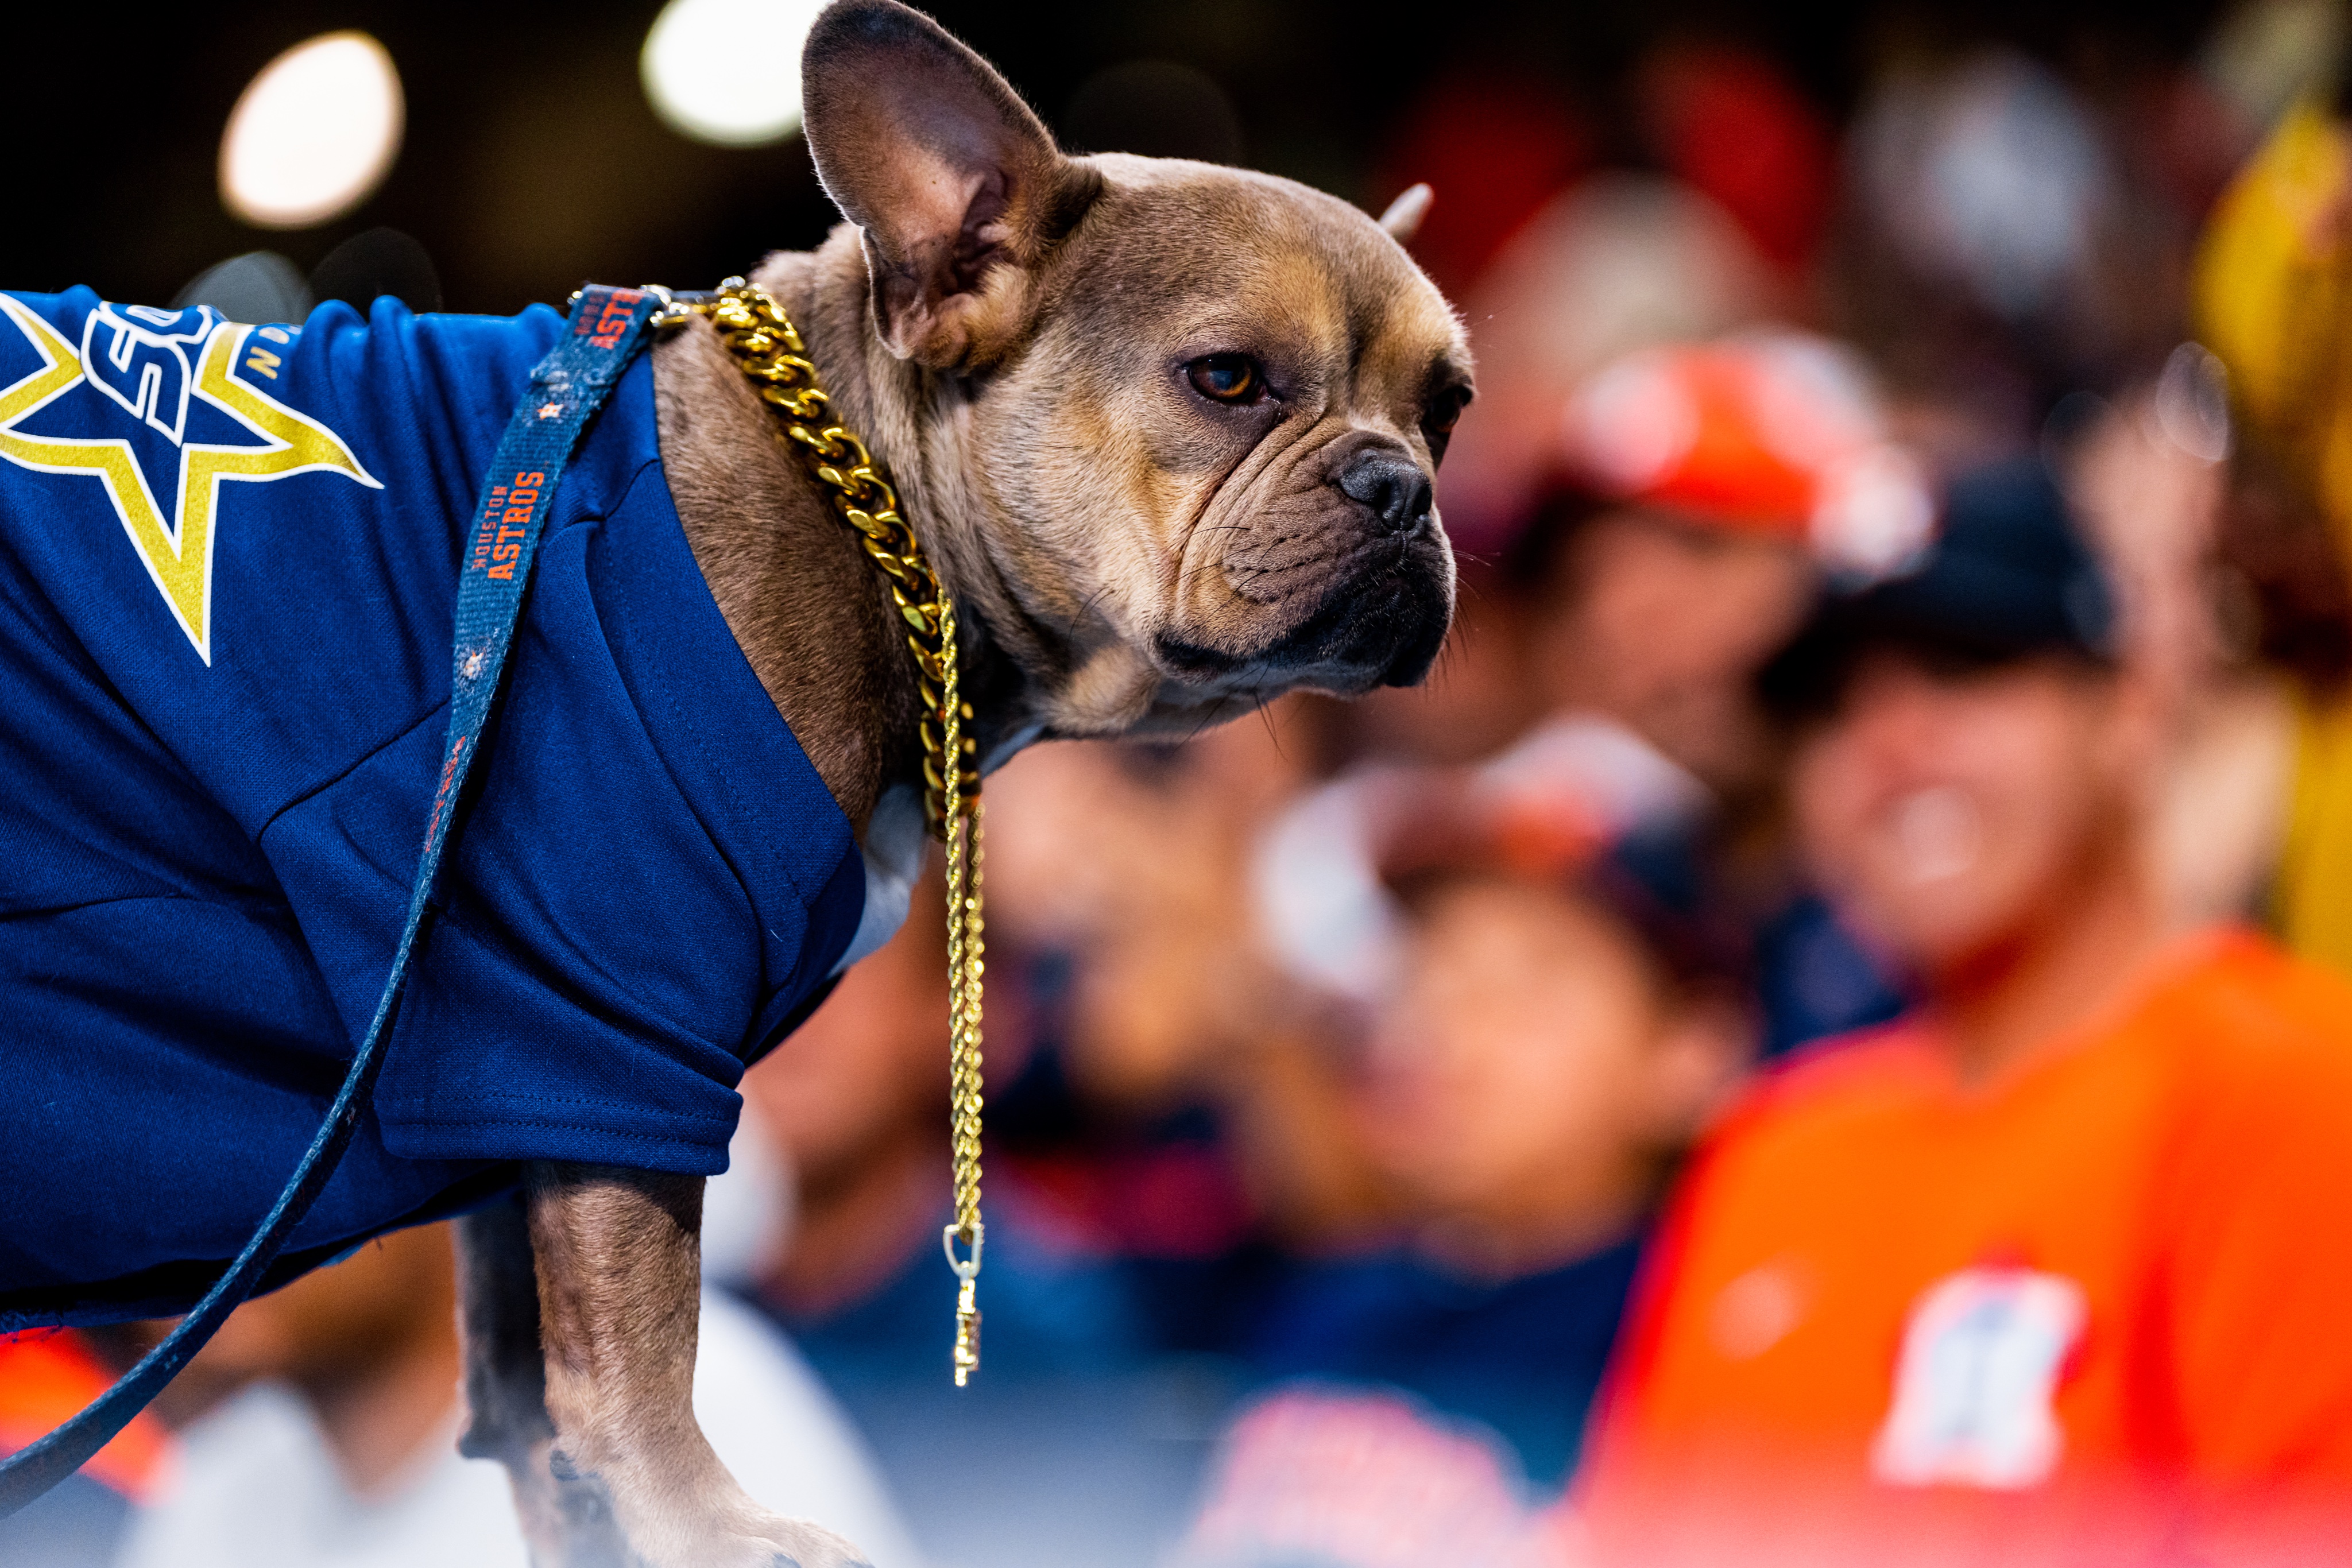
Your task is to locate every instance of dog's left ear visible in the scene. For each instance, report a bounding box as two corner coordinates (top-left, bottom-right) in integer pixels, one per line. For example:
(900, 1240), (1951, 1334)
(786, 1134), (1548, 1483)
(802, 0), (1100, 369)
(1378, 184), (1433, 245)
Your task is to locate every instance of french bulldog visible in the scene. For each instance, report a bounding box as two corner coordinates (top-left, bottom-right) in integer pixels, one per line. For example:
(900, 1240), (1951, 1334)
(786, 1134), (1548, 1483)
(0, 2), (1467, 1562)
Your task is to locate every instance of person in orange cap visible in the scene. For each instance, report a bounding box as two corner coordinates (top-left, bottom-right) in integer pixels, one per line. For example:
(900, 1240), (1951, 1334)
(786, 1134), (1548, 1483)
(1527, 331), (1932, 802)
(1516, 332), (1922, 1056)
(1561, 460), (2352, 1566)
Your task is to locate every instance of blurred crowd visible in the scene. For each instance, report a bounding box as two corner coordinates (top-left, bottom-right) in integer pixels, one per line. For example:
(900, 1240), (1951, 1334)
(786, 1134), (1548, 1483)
(15, 0), (2352, 1563)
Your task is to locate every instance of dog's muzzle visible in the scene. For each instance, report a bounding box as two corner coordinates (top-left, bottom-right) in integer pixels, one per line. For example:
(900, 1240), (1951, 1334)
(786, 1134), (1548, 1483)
(1157, 529), (1453, 692)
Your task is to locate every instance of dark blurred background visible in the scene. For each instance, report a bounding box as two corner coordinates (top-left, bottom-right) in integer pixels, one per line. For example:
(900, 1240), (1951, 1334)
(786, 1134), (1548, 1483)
(6, 0), (2226, 315)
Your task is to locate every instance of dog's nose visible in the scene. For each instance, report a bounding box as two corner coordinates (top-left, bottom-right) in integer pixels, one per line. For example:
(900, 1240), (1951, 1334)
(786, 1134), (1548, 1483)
(1336, 449), (1433, 534)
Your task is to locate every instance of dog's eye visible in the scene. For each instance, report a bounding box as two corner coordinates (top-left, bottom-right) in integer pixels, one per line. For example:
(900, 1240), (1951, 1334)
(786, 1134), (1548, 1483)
(1187, 355), (1264, 404)
(1422, 385), (1471, 462)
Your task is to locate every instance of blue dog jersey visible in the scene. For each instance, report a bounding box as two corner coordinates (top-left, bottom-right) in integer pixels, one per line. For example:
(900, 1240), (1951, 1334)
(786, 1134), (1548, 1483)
(0, 289), (865, 1324)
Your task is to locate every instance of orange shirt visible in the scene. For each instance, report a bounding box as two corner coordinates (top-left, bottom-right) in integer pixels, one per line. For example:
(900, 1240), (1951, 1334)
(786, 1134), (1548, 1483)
(1572, 929), (2352, 1566)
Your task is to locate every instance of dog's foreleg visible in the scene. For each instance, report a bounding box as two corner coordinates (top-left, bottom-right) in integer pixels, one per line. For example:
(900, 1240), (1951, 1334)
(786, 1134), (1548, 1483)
(455, 1194), (583, 1563)
(520, 1162), (873, 1568)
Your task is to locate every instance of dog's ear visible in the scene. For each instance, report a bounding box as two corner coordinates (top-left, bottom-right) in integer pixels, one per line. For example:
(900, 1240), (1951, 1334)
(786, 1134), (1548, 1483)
(802, 0), (1098, 369)
(1378, 184), (1433, 244)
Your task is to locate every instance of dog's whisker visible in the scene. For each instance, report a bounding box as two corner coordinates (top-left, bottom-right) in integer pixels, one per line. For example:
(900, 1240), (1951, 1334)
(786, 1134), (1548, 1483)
(1063, 584), (1112, 638)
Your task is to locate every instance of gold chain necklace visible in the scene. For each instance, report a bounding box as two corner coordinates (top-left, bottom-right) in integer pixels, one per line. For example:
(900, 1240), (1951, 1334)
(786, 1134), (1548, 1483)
(655, 278), (988, 1385)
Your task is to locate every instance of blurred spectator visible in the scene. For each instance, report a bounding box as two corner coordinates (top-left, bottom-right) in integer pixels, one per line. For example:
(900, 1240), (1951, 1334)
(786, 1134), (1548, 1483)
(1497, 333), (1915, 1054)
(1832, 44), (2195, 454)
(1239, 723), (1754, 1501)
(1568, 460), (2352, 1565)
(2194, 88), (2352, 975)
(2060, 347), (2305, 936)
(1637, 44), (1838, 279)
(1853, 53), (2115, 329)
(748, 854), (1239, 1568)
(0, 1331), (171, 1567)
(106, 1209), (917, 1568)
(1437, 178), (1781, 550)
(1176, 1388), (1552, 1568)
(1531, 331), (1932, 796)
(981, 708), (1390, 1258)
(749, 855), (1174, 1375)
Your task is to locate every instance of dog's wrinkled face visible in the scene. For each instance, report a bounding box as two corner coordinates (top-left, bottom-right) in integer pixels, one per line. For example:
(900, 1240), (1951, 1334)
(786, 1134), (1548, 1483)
(803, 0), (1470, 738)
(981, 158), (1469, 733)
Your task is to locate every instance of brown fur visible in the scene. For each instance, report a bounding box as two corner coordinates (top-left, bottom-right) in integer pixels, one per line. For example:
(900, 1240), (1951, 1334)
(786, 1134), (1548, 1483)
(652, 296), (918, 834)
(467, 2), (1473, 1562)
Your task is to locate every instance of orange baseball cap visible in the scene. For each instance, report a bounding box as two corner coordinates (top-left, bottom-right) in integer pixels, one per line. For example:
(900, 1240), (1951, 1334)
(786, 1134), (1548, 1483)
(1561, 332), (1933, 579)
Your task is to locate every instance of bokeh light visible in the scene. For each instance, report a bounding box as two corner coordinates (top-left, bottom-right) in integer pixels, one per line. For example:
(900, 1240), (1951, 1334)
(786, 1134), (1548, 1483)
(218, 32), (404, 230)
(643, 0), (829, 148)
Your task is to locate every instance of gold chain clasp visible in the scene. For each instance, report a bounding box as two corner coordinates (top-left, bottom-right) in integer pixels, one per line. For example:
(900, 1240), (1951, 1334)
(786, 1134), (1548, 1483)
(943, 1221), (984, 1386)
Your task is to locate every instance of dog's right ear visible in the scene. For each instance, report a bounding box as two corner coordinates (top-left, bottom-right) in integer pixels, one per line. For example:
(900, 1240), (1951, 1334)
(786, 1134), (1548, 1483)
(802, 0), (1099, 370)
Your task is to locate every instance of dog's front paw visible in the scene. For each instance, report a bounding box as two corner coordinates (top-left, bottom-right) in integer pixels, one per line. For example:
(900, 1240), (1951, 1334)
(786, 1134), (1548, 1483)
(535, 1449), (873, 1568)
(650, 1510), (873, 1568)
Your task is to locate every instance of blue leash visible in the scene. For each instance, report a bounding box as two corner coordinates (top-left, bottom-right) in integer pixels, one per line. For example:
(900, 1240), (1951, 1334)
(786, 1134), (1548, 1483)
(0, 284), (662, 1518)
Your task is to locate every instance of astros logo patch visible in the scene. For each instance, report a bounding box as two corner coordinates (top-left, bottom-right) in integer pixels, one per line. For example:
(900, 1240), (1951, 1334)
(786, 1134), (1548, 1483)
(0, 296), (379, 663)
(1871, 1266), (2086, 1490)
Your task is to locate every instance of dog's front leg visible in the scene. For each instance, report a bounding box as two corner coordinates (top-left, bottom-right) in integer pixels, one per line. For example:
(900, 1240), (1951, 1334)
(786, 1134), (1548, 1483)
(500, 1162), (871, 1568)
(458, 1193), (664, 1566)
(454, 1195), (578, 1558)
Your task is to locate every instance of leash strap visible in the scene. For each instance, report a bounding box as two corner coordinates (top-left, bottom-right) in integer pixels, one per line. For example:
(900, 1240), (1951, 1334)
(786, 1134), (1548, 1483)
(0, 285), (661, 1518)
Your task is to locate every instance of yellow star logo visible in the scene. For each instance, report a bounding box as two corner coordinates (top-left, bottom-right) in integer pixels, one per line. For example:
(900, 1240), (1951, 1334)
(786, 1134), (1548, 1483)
(0, 295), (380, 664)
